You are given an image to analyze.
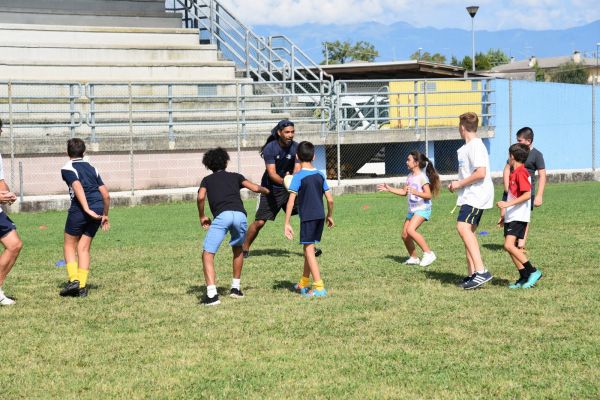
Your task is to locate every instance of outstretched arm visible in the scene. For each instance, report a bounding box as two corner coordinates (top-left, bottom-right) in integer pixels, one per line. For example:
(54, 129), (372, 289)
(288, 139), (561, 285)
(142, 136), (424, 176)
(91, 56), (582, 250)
(241, 179), (270, 195)
(377, 183), (407, 196)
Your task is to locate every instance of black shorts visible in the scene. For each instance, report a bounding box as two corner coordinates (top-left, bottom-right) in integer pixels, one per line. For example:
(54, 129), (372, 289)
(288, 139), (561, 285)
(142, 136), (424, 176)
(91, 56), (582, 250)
(255, 188), (297, 221)
(300, 219), (324, 244)
(65, 206), (102, 237)
(457, 205), (484, 226)
(0, 212), (17, 238)
(504, 221), (528, 239)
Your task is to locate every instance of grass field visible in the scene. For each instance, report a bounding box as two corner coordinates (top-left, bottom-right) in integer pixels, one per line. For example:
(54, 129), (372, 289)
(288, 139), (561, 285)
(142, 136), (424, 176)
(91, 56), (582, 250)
(1, 181), (599, 399)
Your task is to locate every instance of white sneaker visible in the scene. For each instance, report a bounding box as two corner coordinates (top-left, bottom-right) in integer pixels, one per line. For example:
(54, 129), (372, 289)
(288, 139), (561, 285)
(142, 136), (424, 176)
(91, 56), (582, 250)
(420, 252), (437, 267)
(0, 295), (16, 306)
(404, 256), (420, 265)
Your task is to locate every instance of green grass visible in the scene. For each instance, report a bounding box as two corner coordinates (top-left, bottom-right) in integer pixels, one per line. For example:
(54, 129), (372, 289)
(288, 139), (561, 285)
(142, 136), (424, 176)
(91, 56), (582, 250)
(1, 182), (599, 399)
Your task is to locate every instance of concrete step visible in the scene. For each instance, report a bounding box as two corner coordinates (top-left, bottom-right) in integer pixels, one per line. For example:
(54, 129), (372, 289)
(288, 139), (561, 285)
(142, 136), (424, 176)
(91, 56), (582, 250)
(0, 24), (199, 46)
(0, 44), (222, 64)
(0, 0), (167, 13)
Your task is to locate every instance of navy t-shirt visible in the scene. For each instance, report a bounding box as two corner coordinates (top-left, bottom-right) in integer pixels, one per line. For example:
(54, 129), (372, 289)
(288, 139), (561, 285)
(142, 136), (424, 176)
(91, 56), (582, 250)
(200, 170), (246, 218)
(260, 140), (299, 189)
(61, 159), (105, 211)
(288, 168), (330, 222)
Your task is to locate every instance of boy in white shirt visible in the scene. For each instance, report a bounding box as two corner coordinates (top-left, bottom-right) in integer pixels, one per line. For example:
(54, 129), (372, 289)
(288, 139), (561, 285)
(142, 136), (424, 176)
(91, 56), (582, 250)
(448, 112), (494, 290)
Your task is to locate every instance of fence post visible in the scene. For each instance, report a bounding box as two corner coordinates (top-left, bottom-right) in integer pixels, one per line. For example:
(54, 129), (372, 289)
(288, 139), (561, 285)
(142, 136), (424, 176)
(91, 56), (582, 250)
(413, 80), (419, 133)
(236, 82), (241, 173)
(8, 81), (15, 189)
(592, 74), (596, 171)
(168, 84), (175, 146)
(18, 162), (23, 202)
(69, 84), (76, 138)
(424, 80), (429, 157)
(335, 82), (341, 185)
(129, 83), (135, 196)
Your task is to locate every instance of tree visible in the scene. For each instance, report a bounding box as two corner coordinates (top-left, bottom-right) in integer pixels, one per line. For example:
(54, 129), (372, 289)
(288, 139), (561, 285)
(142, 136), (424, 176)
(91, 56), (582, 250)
(321, 40), (379, 64)
(449, 48), (509, 71)
(409, 51), (447, 63)
(486, 49), (510, 67)
(548, 61), (588, 84)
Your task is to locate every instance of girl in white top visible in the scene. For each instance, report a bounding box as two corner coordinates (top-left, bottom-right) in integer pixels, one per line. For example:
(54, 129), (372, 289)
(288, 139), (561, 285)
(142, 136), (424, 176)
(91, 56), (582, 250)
(378, 151), (440, 267)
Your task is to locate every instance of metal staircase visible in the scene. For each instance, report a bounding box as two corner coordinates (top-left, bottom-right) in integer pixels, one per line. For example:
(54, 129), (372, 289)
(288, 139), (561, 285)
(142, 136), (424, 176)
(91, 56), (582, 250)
(166, 0), (332, 101)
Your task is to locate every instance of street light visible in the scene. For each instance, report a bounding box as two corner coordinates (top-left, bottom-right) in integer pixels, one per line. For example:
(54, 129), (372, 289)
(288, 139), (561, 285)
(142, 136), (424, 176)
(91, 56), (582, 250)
(466, 5), (479, 72)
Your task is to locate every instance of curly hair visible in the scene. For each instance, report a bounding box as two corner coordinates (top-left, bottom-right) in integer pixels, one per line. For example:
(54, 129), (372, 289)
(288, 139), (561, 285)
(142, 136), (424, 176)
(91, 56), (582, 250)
(202, 147), (230, 172)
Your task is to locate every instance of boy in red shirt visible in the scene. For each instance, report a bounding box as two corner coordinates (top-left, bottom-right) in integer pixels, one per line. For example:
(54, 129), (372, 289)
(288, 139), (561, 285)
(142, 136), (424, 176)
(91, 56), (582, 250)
(497, 143), (543, 289)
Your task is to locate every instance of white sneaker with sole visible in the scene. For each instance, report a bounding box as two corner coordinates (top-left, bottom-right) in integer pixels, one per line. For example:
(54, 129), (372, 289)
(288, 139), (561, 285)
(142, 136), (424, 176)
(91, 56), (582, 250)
(404, 256), (420, 265)
(0, 294), (16, 306)
(420, 252), (437, 267)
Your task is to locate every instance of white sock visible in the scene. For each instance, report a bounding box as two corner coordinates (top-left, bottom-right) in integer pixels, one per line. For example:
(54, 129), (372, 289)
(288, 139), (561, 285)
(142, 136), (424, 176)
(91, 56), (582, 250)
(207, 285), (217, 298)
(231, 278), (241, 290)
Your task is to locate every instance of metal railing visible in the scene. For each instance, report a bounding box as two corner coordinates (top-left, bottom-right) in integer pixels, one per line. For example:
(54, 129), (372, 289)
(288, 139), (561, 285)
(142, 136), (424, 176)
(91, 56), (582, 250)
(165, 0), (332, 102)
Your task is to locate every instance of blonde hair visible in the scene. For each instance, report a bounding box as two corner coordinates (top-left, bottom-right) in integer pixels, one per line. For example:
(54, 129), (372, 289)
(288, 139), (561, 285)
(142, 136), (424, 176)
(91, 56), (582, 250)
(459, 112), (478, 132)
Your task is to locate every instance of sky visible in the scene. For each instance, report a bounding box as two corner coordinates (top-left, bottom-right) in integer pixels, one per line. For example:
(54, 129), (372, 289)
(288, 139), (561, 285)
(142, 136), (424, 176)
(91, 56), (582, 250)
(216, 0), (600, 31)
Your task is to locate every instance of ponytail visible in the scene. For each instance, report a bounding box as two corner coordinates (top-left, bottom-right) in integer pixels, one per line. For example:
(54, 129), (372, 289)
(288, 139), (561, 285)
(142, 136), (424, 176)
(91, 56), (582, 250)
(410, 150), (440, 197)
(260, 119), (294, 157)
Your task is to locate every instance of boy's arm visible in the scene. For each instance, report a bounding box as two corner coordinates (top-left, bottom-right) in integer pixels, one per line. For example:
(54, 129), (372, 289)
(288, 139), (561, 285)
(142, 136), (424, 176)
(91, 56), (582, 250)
(197, 187), (211, 229)
(324, 190), (335, 228)
(241, 179), (270, 195)
(0, 180), (17, 204)
(71, 181), (101, 219)
(98, 185), (110, 231)
(449, 167), (486, 192)
(497, 191), (530, 209)
(534, 168), (546, 207)
(377, 183), (407, 196)
(283, 192), (296, 240)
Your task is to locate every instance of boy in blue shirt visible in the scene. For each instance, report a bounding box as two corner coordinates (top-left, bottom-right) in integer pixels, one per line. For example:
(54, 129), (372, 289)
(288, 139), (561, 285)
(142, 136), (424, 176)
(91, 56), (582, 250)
(60, 138), (110, 297)
(198, 147), (269, 306)
(284, 141), (334, 297)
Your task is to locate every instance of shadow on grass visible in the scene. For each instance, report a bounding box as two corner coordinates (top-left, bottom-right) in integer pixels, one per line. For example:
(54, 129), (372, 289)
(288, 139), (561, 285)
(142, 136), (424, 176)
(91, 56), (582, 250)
(55, 281), (99, 290)
(384, 255), (411, 264)
(247, 248), (301, 257)
(483, 243), (505, 251)
(423, 270), (510, 287)
(187, 285), (232, 301)
(272, 280), (296, 293)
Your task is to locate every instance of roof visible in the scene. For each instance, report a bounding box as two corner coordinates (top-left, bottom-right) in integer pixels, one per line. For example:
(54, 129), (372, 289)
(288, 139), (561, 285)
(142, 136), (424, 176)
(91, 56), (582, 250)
(305, 60), (467, 80)
(492, 55), (597, 72)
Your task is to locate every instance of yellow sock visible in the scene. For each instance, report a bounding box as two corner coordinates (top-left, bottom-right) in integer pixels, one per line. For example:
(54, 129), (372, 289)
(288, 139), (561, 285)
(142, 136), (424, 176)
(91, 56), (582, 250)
(298, 276), (310, 288)
(66, 262), (78, 282)
(313, 279), (324, 291)
(78, 269), (89, 288)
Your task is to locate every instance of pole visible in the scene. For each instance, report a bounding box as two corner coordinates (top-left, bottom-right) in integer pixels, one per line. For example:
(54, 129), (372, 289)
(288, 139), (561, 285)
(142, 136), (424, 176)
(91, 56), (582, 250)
(471, 17), (475, 72)
(593, 43), (598, 171)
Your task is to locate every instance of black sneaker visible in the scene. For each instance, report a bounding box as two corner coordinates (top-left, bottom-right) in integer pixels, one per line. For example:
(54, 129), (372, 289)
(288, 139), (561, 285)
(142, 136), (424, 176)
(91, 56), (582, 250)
(314, 248), (322, 257)
(229, 288), (244, 298)
(78, 287), (89, 297)
(457, 274), (475, 288)
(463, 271), (493, 290)
(243, 250), (250, 259)
(203, 294), (221, 306)
(60, 280), (80, 297)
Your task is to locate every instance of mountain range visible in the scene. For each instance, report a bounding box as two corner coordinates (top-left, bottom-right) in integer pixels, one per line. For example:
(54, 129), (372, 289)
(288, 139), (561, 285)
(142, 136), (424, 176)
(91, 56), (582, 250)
(253, 20), (600, 64)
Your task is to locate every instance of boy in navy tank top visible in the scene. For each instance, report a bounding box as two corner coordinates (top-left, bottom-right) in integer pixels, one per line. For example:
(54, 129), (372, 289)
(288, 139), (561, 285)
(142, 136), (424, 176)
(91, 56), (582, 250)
(60, 138), (110, 297)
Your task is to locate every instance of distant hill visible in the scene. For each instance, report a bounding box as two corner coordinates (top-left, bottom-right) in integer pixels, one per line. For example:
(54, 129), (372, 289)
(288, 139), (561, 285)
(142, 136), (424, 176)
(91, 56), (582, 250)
(253, 20), (600, 64)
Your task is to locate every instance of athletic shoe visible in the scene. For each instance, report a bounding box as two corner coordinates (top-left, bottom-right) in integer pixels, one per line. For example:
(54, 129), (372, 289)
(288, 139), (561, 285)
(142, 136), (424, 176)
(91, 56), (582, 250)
(78, 287), (89, 297)
(463, 271), (493, 290)
(229, 288), (244, 298)
(314, 248), (322, 257)
(404, 257), (420, 265)
(521, 270), (542, 289)
(508, 278), (527, 289)
(292, 283), (310, 295)
(242, 250), (250, 259)
(419, 252), (437, 267)
(203, 294), (221, 306)
(0, 294), (15, 306)
(60, 280), (80, 297)
(303, 288), (327, 298)
(458, 274), (476, 288)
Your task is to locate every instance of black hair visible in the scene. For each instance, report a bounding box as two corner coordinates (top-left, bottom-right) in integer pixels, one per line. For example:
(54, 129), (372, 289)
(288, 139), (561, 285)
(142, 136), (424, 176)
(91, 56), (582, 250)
(509, 143), (530, 163)
(408, 150), (440, 197)
(67, 138), (86, 158)
(202, 147), (230, 172)
(297, 141), (315, 162)
(516, 126), (534, 142)
(259, 119), (295, 157)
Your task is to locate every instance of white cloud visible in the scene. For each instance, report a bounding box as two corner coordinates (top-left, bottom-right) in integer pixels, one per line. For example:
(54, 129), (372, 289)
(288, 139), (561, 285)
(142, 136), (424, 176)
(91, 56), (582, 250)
(217, 0), (599, 30)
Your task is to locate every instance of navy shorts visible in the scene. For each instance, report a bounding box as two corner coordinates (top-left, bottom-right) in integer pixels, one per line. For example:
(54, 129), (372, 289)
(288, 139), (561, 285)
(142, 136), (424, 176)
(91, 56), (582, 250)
(255, 188), (297, 221)
(504, 221), (528, 239)
(457, 205), (484, 226)
(0, 212), (17, 238)
(65, 206), (102, 237)
(300, 219), (324, 244)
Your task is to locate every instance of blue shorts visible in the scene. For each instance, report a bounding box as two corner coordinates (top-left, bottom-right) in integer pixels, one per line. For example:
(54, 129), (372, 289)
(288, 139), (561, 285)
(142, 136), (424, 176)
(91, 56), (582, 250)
(203, 211), (248, 254)
(65, 206), (103, 237)
(0, 212), (17, 238)
(406, 209), (431, 221)
(457, 205), (484, 226)
(300, 219), (324, 244)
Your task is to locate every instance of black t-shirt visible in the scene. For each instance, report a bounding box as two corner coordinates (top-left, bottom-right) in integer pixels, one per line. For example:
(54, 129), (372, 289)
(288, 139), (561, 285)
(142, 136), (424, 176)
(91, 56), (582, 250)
(260, 140), (299, 189)
(200, 171), (246, 218)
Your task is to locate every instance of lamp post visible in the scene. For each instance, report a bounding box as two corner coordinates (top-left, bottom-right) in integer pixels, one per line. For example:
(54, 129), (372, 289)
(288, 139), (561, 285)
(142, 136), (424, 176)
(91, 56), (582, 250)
(593, 42), (599, 171)
(466, 6), (479, 72)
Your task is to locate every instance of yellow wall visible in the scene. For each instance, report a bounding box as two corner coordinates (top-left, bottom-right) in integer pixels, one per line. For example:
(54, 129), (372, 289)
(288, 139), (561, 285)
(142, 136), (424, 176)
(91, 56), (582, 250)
(388, 80), (483, 128)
